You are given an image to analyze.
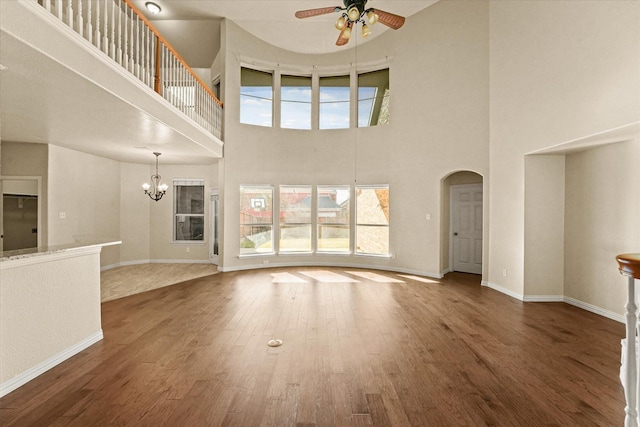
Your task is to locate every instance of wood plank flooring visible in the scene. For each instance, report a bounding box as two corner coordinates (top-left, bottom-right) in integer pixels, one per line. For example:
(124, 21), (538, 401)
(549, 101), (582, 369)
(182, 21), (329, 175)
(0, 267), (625, 426)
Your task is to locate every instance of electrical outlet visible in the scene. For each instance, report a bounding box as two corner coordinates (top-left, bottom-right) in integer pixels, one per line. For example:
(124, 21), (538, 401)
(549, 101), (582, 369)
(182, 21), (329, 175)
(59, 212), (66, 219)
(502, 269), (507, 277)
(263, 260), (269, 265)
(186, 247), (190, 253)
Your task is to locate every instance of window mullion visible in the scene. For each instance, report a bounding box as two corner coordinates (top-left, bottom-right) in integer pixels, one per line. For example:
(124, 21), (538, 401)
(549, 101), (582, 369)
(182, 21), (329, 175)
(273, 68), (281, 129)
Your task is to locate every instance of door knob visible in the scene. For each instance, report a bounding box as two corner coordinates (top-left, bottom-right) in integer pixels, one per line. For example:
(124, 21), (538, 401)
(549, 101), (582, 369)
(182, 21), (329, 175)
(453, 232), (458, 236)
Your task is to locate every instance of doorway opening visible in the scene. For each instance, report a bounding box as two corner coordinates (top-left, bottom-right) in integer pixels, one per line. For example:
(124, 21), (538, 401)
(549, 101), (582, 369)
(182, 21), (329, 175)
(441, 171), (484, 276)
(1, 176), (42, 252)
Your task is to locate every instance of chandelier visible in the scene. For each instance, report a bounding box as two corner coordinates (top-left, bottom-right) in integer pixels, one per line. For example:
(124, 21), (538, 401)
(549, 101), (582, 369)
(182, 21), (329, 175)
(142, 152), (168, 201)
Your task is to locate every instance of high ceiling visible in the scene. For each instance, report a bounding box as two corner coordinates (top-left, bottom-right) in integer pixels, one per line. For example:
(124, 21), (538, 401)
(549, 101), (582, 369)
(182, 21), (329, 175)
(130, 1), (438, 67)
(0, 0), (437, 165)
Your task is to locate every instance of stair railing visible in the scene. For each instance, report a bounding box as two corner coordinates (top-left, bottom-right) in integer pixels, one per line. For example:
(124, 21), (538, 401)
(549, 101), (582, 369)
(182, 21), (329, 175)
(36, 0), (223, 139)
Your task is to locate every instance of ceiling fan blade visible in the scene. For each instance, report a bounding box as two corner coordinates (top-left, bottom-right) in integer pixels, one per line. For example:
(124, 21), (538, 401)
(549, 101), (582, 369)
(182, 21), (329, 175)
(295, 6), (341, 19)
(372, 9), (406, 30)
(336, 25), (351, 46)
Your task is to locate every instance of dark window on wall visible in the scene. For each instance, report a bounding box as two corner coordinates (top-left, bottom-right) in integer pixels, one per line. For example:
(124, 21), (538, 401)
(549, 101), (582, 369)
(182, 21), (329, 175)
(319, 75), (350, 129)
(358, 68), (390, 127)
(174, 180), (205, 242)
(281, 75), (312, 129)
(240, 67), (273, 127)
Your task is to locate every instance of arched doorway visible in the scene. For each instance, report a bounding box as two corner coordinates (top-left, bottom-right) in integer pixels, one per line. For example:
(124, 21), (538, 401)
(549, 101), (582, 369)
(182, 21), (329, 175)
(441, 171), (484, 275)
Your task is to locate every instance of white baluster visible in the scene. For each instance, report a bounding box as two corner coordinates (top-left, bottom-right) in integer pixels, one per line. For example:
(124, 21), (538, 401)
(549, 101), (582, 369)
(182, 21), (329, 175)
(133, 14), (140, 79)
(110, 0), (115, 60)
(141, 25), (147, 85)
(624, 277), (639, 427)
(102, 0), (108, 55)
(66, 0), (73, 28)
(117, 1), (122, 65)
(86, 0), (92, 44)
(76, 0), (83, 37)
(44, 0), (51, 13)
(56, 0), (63, 19)
(123, 4), (128, 70)
(94, 0), (100, 50)
(129, 6), (134, 74)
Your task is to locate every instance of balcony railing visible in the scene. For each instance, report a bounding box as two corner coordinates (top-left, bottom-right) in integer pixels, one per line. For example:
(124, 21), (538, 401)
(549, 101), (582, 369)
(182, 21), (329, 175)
(36, 0), (223, 139)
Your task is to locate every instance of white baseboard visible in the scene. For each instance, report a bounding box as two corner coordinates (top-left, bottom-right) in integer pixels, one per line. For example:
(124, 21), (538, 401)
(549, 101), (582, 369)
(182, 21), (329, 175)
(481, 283), (624, 324)
(563, 296), (624, 323)
(0, 331), (103, 398)
(481, 281), (524, 301)
(523, 295), (564, 302)
(101, 258), (213, 272)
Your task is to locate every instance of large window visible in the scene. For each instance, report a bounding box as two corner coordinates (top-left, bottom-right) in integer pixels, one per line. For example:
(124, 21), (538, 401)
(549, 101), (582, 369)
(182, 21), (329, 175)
(281, 75), (312, 130)
(358, 69), (390, 127)
(279, 185), (312, 252)
(319, 75), (350, 129)
(239, 186), (274, 255)
(355, 185), (389, 255)
(174, 180), (205, 242)
(240, 67), (273, 127)
(317, 186), (350, 253)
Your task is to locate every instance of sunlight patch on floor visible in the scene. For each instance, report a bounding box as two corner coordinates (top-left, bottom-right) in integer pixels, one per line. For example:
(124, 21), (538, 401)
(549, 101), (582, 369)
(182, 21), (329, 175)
(299, 270), (360, 283)
(271, 272), (308, 283)
(346, 271), (405, 283)
(397, 274), (440, 284)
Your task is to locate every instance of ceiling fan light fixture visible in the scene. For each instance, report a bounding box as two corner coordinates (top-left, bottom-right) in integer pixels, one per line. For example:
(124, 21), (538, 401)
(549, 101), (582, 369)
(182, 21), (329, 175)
(343, 24), (352, 40)
(361, 24), (371, 37)
(335, 15), (346, 30)
(367, 10), (379, 25)
(347, 6), (360, 22)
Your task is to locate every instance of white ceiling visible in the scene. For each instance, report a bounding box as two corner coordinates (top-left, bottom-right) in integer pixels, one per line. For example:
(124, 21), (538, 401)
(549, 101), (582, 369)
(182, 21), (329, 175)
(132, 1), (437, 66)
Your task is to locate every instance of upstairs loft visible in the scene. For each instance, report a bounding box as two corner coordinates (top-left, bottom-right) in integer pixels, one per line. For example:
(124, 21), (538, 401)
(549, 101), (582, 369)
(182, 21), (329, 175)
(0, 0), (223, 165)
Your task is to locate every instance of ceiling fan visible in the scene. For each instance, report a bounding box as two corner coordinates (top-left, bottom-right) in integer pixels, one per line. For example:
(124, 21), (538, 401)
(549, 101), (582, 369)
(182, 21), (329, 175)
(295, 0), (405, 46)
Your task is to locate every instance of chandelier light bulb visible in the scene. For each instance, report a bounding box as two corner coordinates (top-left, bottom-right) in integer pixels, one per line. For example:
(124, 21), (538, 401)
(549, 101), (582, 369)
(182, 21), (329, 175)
(362, 24), (371, 38)
(142, 183), (151, 191)
(335, 15), (346, 30)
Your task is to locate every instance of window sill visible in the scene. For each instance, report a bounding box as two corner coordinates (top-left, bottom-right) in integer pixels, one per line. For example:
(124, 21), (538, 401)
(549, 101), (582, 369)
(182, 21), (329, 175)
(172, 241), (206, 245)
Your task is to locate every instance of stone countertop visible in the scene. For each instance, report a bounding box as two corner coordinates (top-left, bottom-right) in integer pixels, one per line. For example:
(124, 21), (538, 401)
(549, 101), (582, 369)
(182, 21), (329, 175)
(0, 239), (122, 262)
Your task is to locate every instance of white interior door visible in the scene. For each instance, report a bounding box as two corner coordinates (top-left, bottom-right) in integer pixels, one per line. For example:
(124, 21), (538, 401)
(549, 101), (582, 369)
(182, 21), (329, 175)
(451, 183), (483, 274)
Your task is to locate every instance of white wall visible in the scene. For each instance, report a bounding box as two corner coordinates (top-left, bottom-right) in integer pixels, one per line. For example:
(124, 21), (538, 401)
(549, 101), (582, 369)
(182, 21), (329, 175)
(47, 145), (121, 267)
(118, 162), (151, 264)
(564, 140), (640, 317)
(489, 0), (640, 295)
(524, 155), (565, 299)
(220, 0), (490, 275)
(148, 163), (218, 262)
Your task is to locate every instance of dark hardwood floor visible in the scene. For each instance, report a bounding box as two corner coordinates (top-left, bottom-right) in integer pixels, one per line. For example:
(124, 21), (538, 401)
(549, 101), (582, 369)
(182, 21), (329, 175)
(0, 267), (625, 426)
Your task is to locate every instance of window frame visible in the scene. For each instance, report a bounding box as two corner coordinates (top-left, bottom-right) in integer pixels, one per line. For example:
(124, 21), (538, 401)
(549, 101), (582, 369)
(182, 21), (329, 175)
(279, 185), (313, 254)
(355, 184), (391, 257)
(316, 185), (351, 254)
(240, 67), (274, 127)
(173, 179), (206, 244)
(239, 185), (275, 256)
